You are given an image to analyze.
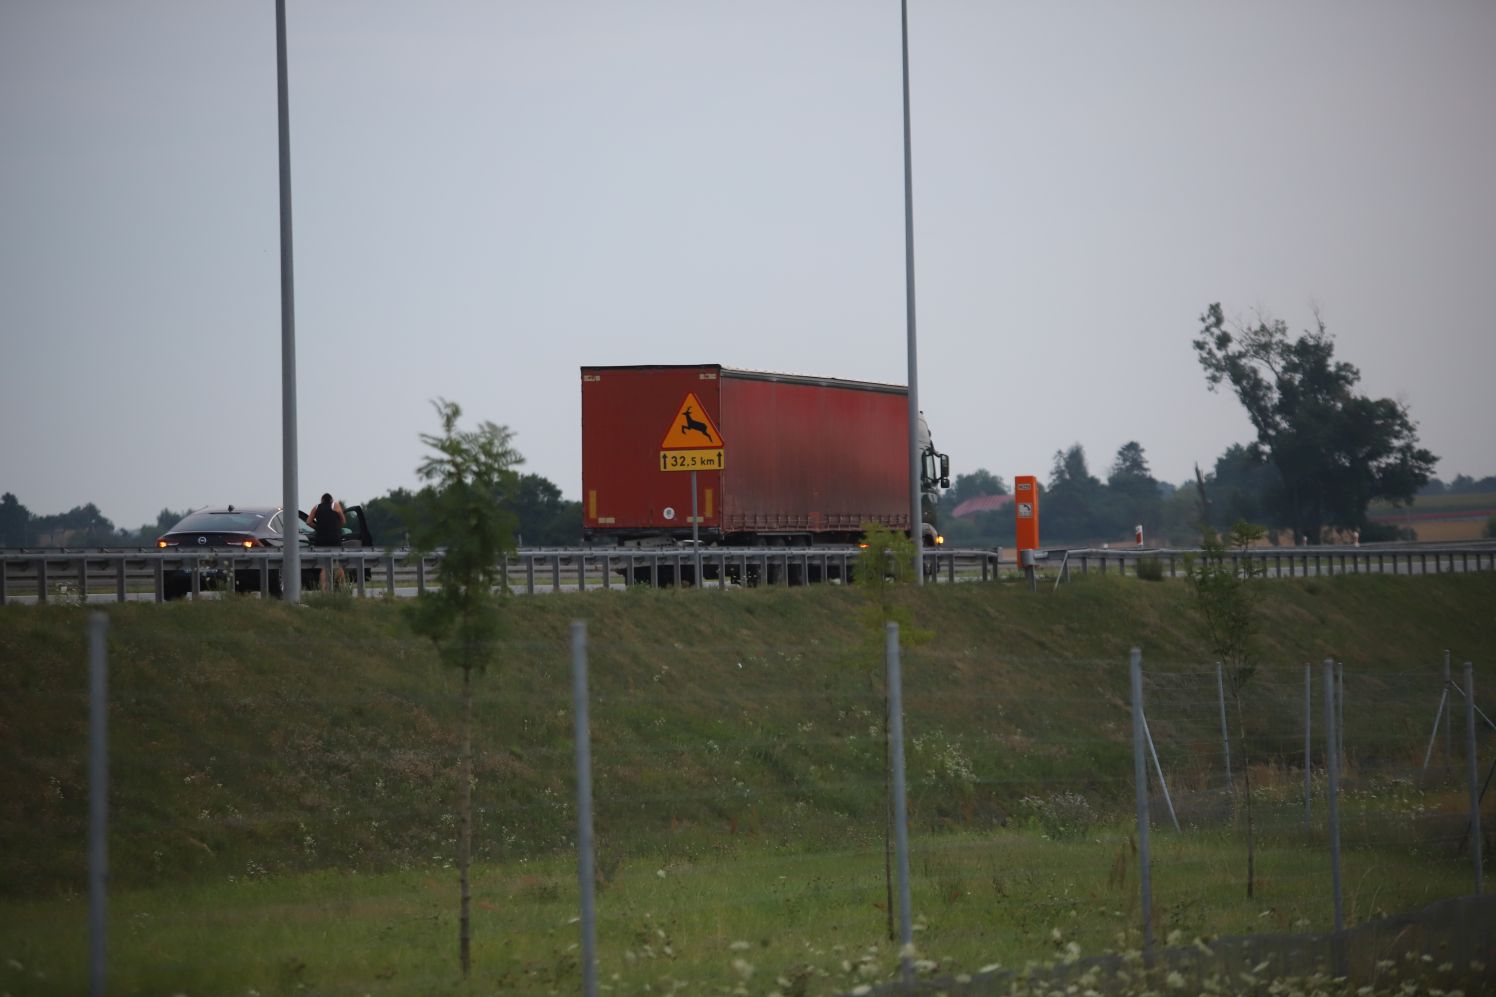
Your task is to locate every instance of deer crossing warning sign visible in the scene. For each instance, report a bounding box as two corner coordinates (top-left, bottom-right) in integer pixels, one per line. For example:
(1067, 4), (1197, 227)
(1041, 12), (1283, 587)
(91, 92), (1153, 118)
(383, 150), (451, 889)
(658, 392), (726, 471)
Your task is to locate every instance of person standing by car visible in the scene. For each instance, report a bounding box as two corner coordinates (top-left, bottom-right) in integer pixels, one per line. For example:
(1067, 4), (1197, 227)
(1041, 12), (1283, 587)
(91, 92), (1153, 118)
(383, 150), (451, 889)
(309, 493), (345, 546)
(308, 493), (346, 591)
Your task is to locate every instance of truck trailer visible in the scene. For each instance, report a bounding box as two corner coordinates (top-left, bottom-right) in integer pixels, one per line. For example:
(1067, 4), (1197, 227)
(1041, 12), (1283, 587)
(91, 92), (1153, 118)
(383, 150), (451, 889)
(580, 365), (949, 564)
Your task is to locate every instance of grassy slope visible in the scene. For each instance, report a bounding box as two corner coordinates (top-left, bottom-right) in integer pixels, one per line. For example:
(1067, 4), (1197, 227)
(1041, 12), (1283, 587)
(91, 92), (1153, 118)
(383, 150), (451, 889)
(3, 575), (1495, 993)
(3, 573), (1493, 898)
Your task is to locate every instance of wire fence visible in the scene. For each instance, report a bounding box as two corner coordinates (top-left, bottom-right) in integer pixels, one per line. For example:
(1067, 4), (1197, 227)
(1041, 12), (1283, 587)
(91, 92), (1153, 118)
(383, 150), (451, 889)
(3, 617), (1492, 994)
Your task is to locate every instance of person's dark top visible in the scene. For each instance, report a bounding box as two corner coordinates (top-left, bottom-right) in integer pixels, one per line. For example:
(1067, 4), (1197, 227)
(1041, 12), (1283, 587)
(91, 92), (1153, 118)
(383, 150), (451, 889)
(311, 497), (343, 547)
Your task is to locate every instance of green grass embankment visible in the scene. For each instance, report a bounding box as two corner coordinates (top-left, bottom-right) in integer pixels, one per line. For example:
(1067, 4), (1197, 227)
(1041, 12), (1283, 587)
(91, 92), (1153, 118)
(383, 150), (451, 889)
(3, 573), (1492, 897)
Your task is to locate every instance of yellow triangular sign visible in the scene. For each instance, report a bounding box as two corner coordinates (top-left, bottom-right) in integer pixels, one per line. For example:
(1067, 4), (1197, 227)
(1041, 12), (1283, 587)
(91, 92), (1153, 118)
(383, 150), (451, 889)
(660, 392), (724, 449)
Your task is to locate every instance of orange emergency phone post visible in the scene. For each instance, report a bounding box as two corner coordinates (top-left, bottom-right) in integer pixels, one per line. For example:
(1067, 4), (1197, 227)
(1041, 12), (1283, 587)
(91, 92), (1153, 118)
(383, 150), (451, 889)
(1014, 475), (1040, 557)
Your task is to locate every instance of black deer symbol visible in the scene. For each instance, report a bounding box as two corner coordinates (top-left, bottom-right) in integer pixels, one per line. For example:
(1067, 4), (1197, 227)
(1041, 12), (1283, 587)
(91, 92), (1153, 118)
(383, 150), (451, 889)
(680, 407), (713, 441)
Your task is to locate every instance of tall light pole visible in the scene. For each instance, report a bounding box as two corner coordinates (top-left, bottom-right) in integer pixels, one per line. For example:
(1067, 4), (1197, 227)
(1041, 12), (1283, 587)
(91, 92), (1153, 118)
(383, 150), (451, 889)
(276, 0), (301, 602)
(900, 0), (924, 584)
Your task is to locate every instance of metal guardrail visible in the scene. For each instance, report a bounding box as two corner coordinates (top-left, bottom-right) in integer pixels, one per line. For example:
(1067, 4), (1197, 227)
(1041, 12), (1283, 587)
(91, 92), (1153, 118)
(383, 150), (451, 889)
(1041, 541), (1496, 580)
(0, 546), (1006, 604)
(3, 542), (1491, 605)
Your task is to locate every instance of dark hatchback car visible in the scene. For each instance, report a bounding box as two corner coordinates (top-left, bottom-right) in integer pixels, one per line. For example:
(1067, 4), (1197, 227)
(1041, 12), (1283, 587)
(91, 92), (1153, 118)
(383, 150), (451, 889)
(156, 504), (374, 599)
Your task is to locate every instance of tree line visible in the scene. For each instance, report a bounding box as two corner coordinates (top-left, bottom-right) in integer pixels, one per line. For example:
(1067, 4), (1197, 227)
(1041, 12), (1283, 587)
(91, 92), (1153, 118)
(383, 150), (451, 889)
(940, 302), (1475, 548)
(0, 473), (583, 550)
(3, 302), (1481, 551)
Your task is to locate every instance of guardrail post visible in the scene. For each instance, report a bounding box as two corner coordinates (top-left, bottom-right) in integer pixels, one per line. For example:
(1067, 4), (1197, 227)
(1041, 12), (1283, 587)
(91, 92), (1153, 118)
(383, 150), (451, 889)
(115, 557), (127, 603)
(74, 556), (88, 605)
(37, 559), (48, 604)
(0, 559), (7, 604)
(355, 554), (367, 598)
(602, 555), (612, 591)
(154, 559), (165, 602)
(416, 555), (427, 596)
(189, 557), (201, 598)
(552, 554), (562, 593)
(260, 555), (271, 597)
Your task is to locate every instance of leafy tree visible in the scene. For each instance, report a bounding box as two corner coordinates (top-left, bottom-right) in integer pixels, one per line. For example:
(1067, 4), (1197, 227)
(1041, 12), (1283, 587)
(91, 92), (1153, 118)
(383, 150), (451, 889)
(1186, 520), (1267, 898)
(1202, 445), (1281, 534)
(1045, 444), (1117, 541)
(403, 400), (523, 978)
(510, 473), (582, 547)
(0, 493), (32, 547)
(1194, 304), (1437, 542)
(31, 503), (116, 547)
(1107, 442), (1162, 538)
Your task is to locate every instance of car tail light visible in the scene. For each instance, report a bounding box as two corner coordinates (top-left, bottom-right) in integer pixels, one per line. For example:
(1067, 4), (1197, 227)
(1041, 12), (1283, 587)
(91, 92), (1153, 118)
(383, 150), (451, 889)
(157, 539), (178, 548)
(936, 534), (945, 545)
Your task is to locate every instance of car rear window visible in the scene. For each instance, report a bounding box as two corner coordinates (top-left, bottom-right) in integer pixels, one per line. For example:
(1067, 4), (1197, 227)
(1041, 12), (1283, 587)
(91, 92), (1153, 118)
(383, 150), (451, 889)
(170, 511), (269, 533)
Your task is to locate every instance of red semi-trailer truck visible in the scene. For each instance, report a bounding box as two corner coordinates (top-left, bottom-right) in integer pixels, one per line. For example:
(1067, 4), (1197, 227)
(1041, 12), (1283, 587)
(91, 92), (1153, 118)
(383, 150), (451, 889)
(580, 365), (949, 554)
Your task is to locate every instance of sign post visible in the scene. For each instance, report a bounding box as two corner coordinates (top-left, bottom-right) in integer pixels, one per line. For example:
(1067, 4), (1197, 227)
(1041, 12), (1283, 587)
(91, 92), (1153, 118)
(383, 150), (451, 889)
(1015, 475), (1040, 590)
(659, 393), (726, 587)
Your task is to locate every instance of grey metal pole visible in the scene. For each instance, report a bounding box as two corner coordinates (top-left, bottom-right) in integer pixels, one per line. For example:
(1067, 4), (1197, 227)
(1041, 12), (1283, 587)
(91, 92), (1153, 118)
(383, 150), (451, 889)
(1216, 662), (1233, 792)
(1323, 659), (1343, 933)
(900, 0), (924, 586)
(571, 622), (598, 996)
(276, 0), (301, 603)
(89, 612), (108, 997)
(1303, 663), (1312, 830)
(1465, 662), (1483, 896)
(1129, 648), (1153, 958)
(885, 623), (915, 984)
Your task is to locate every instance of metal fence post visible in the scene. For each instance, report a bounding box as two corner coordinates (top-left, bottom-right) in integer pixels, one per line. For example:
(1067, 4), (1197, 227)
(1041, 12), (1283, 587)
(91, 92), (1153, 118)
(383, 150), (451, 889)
(571, 621), (598, 997)
(1130, 648), (1153, 960)
(89, 612), (109, 997)
(1303, 663), (1312, 829)
(1466, 662), (1484, 896)
(1323, 659), (1343, 934)
(1217, 662), (1233, 792)
(885, 622), (914, 986)
(38, 558), (49, 604)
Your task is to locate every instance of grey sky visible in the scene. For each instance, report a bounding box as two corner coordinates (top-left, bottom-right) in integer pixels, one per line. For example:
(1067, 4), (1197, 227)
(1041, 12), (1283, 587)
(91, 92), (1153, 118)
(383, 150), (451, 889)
(3, 1), (1493, 531)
